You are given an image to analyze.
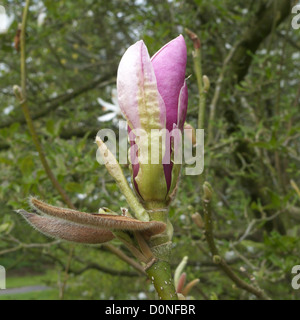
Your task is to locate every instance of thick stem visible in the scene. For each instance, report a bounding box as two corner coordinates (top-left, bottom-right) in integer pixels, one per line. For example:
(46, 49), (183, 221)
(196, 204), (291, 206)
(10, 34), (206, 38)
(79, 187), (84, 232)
(146, 260), (177, 300)
(143, 204), (178, 300)
(145, 205), (170, 249)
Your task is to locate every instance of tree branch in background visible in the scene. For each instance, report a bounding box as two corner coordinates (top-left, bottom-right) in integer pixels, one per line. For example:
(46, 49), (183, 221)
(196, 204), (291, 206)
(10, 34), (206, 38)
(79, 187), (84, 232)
(16, 0), (75, 210)
(218, 0), (292, 234)
(70, 263), (140, 278)
(2, 76), (115, 130)
(207, 45), (236, 145)
(14, 0), (145, 300)
(228, 0), (292, 83)
(102, 243), (146, 276)
(185, 28), (210, 131)
(200, 182), (271, 300)
(0, 234), (60, 256)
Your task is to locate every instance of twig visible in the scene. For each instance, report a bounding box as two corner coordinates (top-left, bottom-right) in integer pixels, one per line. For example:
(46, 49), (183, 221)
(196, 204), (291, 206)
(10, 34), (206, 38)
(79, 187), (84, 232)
(230, 246), (258, 271)
(71, 263), (140, 278)
(236, 210), (283, 244)
(2, 74), (115, 130)
(102, 243), (146, 276)
(0, 240), (60, 256)
(276, 31), (300, 51)
(201, 182), (271, 300)
(58, 245), (144, 277)
(17, 2), (77, 300)
(207, 44), (236, 145)
(16, 2), (145, 300)
(18, 0), (75, 210)
(59, 245), (75, 300)
(185, 28), (209, 130)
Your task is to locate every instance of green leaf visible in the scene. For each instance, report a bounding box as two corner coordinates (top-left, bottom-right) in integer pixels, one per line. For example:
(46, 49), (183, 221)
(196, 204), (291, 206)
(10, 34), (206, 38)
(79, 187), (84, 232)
(0, 223), (11, 234)
(18, 155), (35, 177)
(46, 119), (56, 136)
(65, 182), (84, 193)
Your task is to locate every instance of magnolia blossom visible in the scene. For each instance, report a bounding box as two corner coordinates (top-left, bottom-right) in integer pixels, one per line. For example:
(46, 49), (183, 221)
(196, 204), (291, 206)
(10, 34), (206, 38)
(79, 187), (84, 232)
(37, 12), (47, 27)
(117, 35), (188, 204)
(97, 88), (128, 158)
(0, 6), (14, 34)
(97, 88), (121, 123)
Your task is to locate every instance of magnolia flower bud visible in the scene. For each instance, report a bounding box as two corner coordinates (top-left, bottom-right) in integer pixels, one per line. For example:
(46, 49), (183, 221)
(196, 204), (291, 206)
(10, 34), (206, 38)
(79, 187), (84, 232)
(117, 35), (188, 205)
(203, 75), (210, 93)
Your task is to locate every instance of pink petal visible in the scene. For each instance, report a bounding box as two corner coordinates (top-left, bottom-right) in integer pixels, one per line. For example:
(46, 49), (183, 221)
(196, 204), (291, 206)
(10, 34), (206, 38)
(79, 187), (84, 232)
(151, 35), (187, 132)
(176, 272), (187, 293)
(163, 123), (182, 191)
(128, 126), (141, 196)
(117, 40), (165, 130)
(117, 41), (143, 129)
(177, 81), (188, 130)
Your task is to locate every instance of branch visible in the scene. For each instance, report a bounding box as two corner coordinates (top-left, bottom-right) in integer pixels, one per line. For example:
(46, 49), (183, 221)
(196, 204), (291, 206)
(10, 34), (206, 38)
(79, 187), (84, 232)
(276, 31), (300, 51)
(201, 182), (271, 300)
(16, 0), (75, 210)
(70, 263), (140, 278)
(0, 236), (60, 256)
(102, 243), (146, 276)
(1, 76), (115, 130)
(235, 210), (283, 244)
(58, 244), (144, 277)
(15, 1), (144, 299)
(228, 0), (292, 82)
(185, 29), (210, 130)
(207, 44), (236, 145)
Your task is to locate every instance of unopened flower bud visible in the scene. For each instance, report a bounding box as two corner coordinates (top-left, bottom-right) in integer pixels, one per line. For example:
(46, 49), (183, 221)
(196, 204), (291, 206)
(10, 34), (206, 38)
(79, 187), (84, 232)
(203, 75), (210, 93)
(117, 36), (188, 205)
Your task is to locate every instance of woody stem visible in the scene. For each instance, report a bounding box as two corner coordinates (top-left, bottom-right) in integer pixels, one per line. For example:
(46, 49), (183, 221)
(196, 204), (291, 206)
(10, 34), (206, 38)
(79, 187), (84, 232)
(145, 260), (177, 300)
(143, 204), (178, 300)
